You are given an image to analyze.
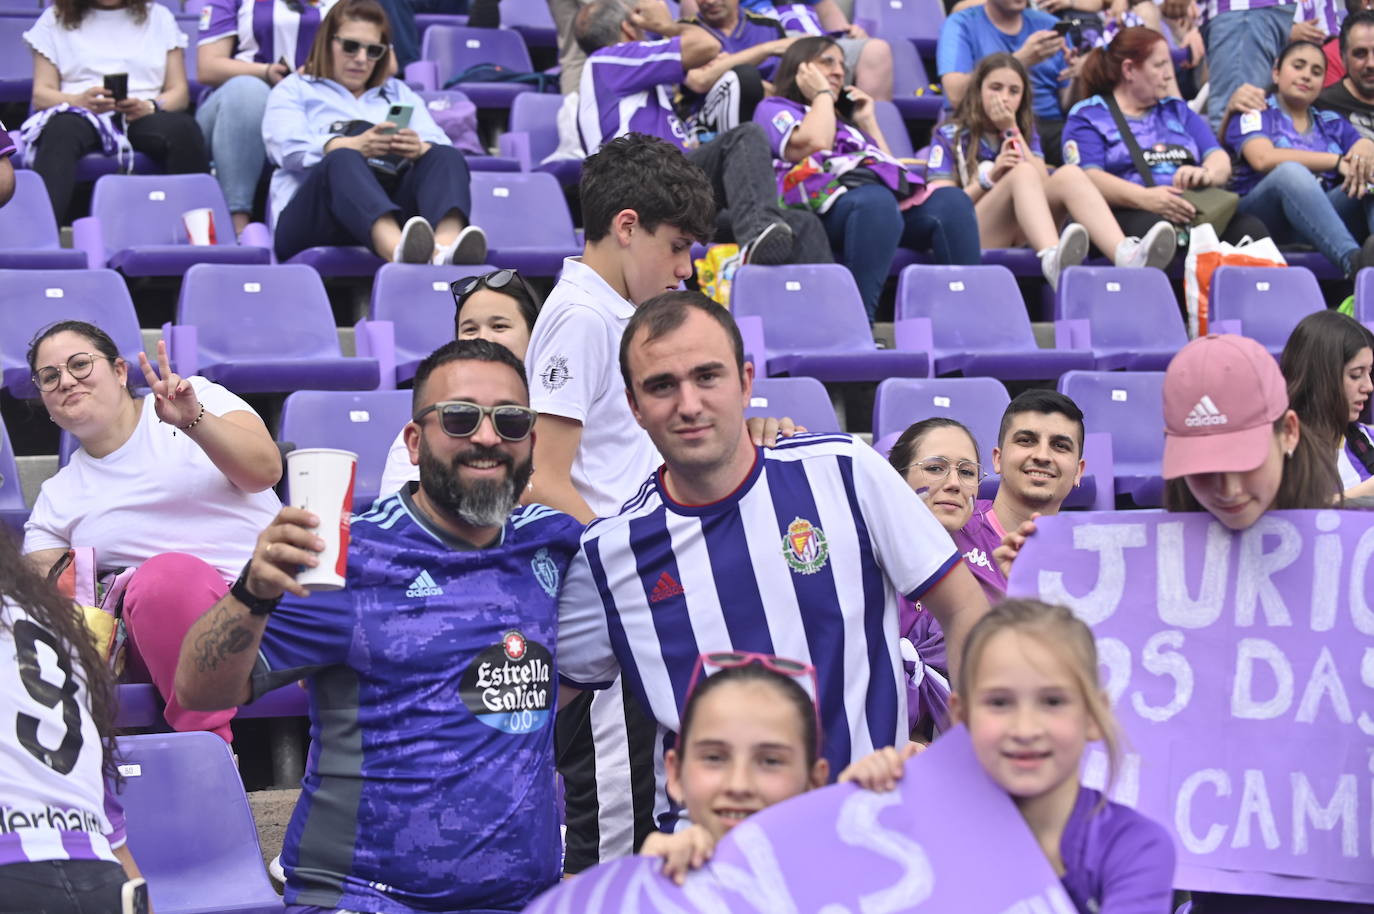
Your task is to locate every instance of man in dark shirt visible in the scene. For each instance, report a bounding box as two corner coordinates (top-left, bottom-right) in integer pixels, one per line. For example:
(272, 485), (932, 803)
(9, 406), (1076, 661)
(1318, 9), (1374, 140)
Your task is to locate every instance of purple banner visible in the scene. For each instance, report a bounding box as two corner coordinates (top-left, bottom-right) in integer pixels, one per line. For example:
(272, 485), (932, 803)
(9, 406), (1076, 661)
(528, 728), (1068, 913)
(1006, 510), (1374, 904)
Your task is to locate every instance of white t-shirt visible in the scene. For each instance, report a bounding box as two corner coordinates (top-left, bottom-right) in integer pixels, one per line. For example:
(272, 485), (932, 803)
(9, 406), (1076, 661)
(378, 427), (415, 499)
(23, 377), (282, 582)
(24, 5), (187, 100)
(524, 257), (661, 518)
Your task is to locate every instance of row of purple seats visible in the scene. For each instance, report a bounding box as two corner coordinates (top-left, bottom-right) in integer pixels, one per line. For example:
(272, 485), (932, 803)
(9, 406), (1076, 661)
(407, 25), (551, 109)
(852, 0), (943, 57)
(1060, 370), (1166, 507)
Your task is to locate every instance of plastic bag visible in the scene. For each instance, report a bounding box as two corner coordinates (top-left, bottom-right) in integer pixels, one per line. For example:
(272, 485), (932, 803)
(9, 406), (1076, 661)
(695, 244), (741, 306)
(1184, 223), (1287, 337)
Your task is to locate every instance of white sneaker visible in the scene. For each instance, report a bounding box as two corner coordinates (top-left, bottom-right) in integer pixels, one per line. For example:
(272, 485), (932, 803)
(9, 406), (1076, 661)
(1116, 221), (1177, 269)
(436, 224), (489, 266)
(1040, 222), (1089, 290)
(268, 853), (285, 886)
(393, 216), (435, 264)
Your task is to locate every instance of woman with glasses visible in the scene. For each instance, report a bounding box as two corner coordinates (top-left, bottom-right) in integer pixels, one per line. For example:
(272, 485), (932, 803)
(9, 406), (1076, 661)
(262, 0), (487, 264)
(19, 0), (209, 224)
(379, 268), (542, 498)
(887, 417), (1001, 740)
(21, 320), (282, 744)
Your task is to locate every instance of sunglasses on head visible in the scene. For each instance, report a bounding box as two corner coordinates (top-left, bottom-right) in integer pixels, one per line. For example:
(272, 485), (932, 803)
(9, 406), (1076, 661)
(684, 651), (822, 752)
(450, 269), (534, 307)
(334, 36), (389, 60)
(413, 400), (537, 441)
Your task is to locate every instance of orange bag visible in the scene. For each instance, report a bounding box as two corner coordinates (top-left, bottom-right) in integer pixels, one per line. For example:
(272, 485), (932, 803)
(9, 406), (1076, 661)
(1184, 224), (1287, 337)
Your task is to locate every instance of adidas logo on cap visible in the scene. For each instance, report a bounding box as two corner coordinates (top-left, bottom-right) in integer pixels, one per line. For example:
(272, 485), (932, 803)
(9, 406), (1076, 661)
(1185, 395), (1228, 427)
(406, 569), (443, 598)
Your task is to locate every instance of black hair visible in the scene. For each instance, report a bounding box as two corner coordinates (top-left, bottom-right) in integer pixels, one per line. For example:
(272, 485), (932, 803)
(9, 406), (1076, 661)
(888, 417), (980, 475)
(453, 271), (542, 339)
(619, 291), (745, 398)
(997, 389), (1085, 453)
(27, 320), (134, 395)
(679, 663), (820, 770)
(1340, 8), (1374, 53)
(1269, 40), (1328, 94)
(579, 133), (717, 245)
(411, 338), (529, 414)
(1281, 309), (1374, 452)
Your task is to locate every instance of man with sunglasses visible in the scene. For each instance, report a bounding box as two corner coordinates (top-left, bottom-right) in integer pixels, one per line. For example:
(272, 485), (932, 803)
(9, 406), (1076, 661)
(556, 290), (992, 839)
(174, 339), (583, 914)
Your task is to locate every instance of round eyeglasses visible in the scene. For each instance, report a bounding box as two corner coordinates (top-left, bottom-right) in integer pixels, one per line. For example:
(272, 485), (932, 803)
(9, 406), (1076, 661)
(905, 456), (985, 489)
(32, 352), (112, 392)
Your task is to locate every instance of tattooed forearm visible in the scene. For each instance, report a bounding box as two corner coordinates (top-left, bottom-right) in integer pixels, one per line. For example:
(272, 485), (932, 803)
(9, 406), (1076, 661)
(193, 600), (258, 673)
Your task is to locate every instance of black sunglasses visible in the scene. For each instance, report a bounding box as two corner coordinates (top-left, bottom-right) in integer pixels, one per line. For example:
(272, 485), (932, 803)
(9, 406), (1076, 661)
(450, 269), (535, 307)
(414, 400), (537, 441)
(334, 36), (389, 60)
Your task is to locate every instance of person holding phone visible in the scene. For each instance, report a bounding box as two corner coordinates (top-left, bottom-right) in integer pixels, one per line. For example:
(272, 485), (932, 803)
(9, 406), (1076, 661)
(264, 0), (487, 264)
(19, 0), (209, 224)
(196, 0), (341, 235)
(755, 36), (980, 320)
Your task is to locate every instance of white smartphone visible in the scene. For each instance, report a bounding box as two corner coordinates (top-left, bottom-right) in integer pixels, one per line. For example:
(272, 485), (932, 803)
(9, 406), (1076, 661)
(122, 877), (149, 914)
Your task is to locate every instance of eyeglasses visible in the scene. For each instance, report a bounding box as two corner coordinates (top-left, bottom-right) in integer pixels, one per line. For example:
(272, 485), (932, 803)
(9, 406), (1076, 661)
(333, 36), (389, 60)
(32, 352), (111, 392)
(413, 400), (537, 441)
(451, 269), (536, 308)
(684, 651), (822, 752)
(904, 456), (985, 489)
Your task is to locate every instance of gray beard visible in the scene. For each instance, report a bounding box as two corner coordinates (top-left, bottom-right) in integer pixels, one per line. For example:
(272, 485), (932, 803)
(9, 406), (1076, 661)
(418, 440), (532, 529)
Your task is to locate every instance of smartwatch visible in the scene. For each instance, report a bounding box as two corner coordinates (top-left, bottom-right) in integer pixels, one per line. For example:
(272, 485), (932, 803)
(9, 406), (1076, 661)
(230, 562), (281, 617)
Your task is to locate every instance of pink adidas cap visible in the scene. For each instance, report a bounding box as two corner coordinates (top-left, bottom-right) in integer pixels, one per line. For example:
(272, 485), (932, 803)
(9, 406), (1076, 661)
(1162, 334), (1289, 479)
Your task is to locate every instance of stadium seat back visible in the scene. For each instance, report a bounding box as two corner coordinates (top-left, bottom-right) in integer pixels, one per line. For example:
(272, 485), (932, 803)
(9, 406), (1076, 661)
(509, 91), (565, 163)
(91, 173), (238, 249)
(871, 377), (1010, 455)
(369, 263), (496, 381)
(421, 25), (535, 81)
(1055, 265), (1187, 369)
(179, 263), (339, 362)
(731, 264), (875, 358)
(1058, 370), (1166, 477)
(748, 377), (841, 434)
(1208, 265), (1323, 353)
(279, 390), (415, 507)
(469, 171), (575, 247)
(896, 264), (1035, 350)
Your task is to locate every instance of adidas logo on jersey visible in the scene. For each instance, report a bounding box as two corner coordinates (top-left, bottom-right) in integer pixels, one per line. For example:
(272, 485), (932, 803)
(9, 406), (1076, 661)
(1185, 395), (1227, 427)
(649, 571), (684, 604)
(406, 570), (443, 598)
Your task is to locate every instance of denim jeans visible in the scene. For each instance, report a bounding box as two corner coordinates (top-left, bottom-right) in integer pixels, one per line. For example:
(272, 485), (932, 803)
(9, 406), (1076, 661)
(1203, 6), (1296, 130)
(1237, 160), (1374, 274)
(821, 184), (981, 320)
(0, 859), (126, 913)
(196, 74), (271, 215)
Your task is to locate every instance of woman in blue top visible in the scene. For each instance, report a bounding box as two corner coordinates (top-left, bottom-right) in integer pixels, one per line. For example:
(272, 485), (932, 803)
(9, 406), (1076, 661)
(1224, 40), (1374, 277)
(926, 52), (1178, 291)
(1063, 26), (1268, 255)
(262, 0), (486, 264)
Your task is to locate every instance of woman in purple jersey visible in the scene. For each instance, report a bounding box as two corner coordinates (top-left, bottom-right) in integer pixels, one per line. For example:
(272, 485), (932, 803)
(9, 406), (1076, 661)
(927, 53), (1177, 291)
(842, 599), (1176, 914)
(1223, 40), (1374, 277)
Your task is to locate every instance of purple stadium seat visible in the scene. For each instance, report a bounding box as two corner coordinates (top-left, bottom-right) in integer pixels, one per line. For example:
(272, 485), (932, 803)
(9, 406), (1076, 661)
(72, 174), (270, 275)
(747, 377), (841, 433)
(731, 264), (929, 380)
(284, 244), (386, 277)
(872, 99), (915, 159)
(1059, 370), (1166, 507)
(279, 390), (416, 507)
(498, 92), (582, 186)
(1353, 268), (1374, 324)
(894, 264), (1093, 378)
(888, 39), (944, 122)
(115, 682), (309, 728)
(0, 14), (33, 103)
(357, 262), (495, 384)
(0, 171), (88, 268)
(1053, 266), (1187, 370)
(116, 732), (285, 914)
(871, 376), (1010, 455)
(167, 263), (380, 393)
(0, 268), (145, 398)
(1207, 264), (1323, 357)
(410, 26), (542, 108)
(414, 11), (468, 37)
(853, 0), (943, 55)
(0, 415), (28, 533)
(502, 0), (557, 47)
(470, 171), (579, 276)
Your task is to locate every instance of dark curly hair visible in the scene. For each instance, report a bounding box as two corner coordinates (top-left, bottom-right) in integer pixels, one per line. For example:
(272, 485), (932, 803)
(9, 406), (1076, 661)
(580, 133), (716, 244)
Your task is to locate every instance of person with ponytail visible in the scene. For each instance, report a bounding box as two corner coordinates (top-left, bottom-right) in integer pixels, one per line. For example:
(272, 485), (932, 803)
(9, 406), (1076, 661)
(1062, 26), (1269, 254)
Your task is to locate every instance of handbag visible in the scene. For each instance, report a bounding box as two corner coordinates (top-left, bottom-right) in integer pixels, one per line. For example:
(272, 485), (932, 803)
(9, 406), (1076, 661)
(337, 119), (410, 189)
(1103, 94), (1239, 234)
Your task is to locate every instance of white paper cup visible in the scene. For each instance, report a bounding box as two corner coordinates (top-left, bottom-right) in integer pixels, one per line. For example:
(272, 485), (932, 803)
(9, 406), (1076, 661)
(286, 448), (357, 592)
(182, 207), (216, 246)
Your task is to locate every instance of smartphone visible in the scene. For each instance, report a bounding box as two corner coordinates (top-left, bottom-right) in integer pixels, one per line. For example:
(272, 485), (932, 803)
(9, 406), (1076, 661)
(380, 103), (413, 135)
(103, 72), (128, 101)
(834, 88), (856, 120)
(122, 878), (149, 914)
(1051, 19), (1075, 35)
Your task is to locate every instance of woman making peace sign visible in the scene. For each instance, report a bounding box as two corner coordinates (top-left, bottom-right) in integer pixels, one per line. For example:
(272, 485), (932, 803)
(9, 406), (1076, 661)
(21, 320), (282, 743)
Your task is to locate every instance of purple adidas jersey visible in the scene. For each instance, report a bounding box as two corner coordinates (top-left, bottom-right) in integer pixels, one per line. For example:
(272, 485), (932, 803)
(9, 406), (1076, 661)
(198, 0), (335, 67)
(1225, 95), (1361, 194)
(578, 37), (693, 152)
(949, 498), (1007, 601)
(252, 487), (583, 913)
(0, 122), (13, 159)
(926, 122), (1044, 185)
(1060, 786), (1176, 914)
(1063, 95), (1219, 186)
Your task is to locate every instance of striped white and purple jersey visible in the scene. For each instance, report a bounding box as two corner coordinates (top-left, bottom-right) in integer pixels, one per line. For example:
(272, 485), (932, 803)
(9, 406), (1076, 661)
(557, 434), (961, 828)
(1297, 0), (1343, 37)
(198, 0), (337, 67)
(1203, 0), (1285, 18)
(577, 37), (694, 153)
(0, 600), (121, 868)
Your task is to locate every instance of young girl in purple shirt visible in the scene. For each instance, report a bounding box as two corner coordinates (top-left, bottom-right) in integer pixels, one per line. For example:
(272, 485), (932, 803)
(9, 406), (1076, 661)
(843, 599), (1177, 914)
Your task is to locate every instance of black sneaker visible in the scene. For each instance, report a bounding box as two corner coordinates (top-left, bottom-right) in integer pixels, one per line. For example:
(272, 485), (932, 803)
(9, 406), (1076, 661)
(1352, 235), (1374, 278)
(740, 221), (794, 266)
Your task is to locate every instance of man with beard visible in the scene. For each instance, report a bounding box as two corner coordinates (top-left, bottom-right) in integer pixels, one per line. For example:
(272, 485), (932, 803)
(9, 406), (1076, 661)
(1319, 9), (1374, 138)
(173, 339), (583, 914)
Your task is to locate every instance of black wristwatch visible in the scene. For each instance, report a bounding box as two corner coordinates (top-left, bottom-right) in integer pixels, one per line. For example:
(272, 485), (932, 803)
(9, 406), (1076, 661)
(230, 562), (281, 616)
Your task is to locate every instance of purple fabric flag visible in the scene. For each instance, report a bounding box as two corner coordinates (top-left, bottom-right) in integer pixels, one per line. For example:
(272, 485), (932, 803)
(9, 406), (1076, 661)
(526, 727), (1071, 913)
(1006, 510), (1374, 906)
